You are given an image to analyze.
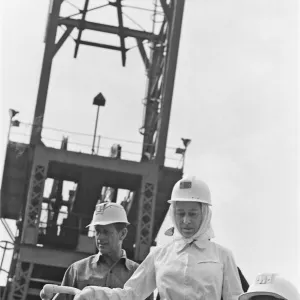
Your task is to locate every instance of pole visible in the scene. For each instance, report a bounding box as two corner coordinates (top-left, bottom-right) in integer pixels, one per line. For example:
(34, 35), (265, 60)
(30, 0), (62, 145)
(96, 135), (101, 154)
(182, 148), (188, 173)
(92, 106), (100, 154)
(7, 116), (12, 144)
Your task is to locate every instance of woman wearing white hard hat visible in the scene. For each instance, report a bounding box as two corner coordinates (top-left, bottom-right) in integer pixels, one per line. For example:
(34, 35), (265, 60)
(238, 273), (300, 300)
(74, 176), (244, 300)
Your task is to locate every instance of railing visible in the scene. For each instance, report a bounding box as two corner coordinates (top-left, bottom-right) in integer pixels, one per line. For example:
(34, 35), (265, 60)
(37, 204), (95, 250)
(9, 121), (184, 169)
(39, 204), (95, 236)
(0, 240), (14, 290)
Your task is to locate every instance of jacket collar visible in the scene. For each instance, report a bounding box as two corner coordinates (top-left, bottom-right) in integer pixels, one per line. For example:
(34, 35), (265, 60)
(92, 249), (133, 270)
(174, 236), (210, 253)
(165, 226), (211, 253)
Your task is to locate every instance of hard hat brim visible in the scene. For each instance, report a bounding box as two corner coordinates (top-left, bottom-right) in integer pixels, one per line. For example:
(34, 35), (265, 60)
(239, 291), (285, 300)
(168, 199), (212, 205)
(86, 221), (130, 227)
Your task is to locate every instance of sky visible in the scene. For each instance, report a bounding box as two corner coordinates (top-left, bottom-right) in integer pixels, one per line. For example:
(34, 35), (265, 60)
(1, 0), (299, 292)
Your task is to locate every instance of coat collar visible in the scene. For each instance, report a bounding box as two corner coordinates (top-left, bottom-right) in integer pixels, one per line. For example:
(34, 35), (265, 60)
(174, 238), (210, 252)
(92, 249), (133, 270)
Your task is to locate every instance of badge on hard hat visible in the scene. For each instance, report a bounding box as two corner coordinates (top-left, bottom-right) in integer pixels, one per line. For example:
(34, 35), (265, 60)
(255, 273), (274, 284)
(180, 181), (192, 189)
(95, 203), (107, 215)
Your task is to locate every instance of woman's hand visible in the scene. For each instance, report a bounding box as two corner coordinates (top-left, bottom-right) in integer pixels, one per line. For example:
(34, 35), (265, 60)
(40, 289), (52, 300)
(73, 287), (95, 300)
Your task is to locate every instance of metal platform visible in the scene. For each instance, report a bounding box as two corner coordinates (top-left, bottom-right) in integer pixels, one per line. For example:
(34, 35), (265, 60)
(1, 141), (182, 299)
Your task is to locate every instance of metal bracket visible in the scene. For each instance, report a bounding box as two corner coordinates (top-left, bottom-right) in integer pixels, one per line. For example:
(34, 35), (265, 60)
(54, 25), (74, 57)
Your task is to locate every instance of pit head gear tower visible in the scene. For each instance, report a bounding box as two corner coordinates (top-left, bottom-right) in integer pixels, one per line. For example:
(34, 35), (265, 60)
(0, 1), (186, 299)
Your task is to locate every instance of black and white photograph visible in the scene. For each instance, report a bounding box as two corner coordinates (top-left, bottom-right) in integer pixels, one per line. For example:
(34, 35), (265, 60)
(0, 1), (299, 299)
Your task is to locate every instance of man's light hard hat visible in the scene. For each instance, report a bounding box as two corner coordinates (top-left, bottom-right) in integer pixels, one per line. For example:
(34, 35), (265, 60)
(87, 202), (129, 227)
(168, 176), (212, 205)
(238, 273), (300, 300)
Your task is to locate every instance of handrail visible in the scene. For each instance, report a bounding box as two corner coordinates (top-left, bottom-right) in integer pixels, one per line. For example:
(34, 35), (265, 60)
(0, 240), (14, 287)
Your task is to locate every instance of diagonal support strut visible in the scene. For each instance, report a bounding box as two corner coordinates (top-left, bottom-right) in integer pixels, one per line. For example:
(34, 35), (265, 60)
(54, 25), (74, 56)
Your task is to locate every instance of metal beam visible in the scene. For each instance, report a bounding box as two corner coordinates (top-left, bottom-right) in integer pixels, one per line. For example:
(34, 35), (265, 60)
(74, 0), (90, 58)
(54, 25), (74, 56)
(34, 145), (152, 177)
(155, 0), (186, 165)
(7, 262), (34, 300)
(30, 0), (62, 145)
(78, 40), (126, 52)
(59, 18), (157, 41)
(19, 244), (90, 268)
(115, 0), (127, 66)
(160, 0), (171, 23)
(137, 39), (150, 70)
(140, 18), (168, 161)
(149, 48), (165, 96)
(21, 163), (48, 245)
(134, 167), (159, 261)
(140, 40), (165, 161)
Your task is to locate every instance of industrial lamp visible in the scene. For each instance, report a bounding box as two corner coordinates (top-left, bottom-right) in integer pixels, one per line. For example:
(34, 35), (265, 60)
(92, 93), (106, 154)
(176, 138), (191, 171)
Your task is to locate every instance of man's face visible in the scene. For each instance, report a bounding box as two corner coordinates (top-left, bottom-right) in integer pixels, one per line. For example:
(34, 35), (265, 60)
(174, 201), (202, 238)
(250, 296), (284, 300)
(94, 224), (123, 255)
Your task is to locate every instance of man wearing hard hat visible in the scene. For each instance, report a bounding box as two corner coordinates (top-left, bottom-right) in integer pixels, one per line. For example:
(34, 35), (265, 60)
(238, 273), (300, 300)
(40, 202), (140, 300)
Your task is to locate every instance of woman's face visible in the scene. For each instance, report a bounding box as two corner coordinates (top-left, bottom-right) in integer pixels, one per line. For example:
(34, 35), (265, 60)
(174, 201), (202, 238)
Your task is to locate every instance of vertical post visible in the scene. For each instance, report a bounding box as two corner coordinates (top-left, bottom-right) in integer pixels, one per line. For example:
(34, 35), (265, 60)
(7, 117), (12, 144)
(155, 0), (186, 165)
(182, 151), (186, 172)
(92, 106), (100, 154)
(96, 135), (101, 154)
(21, 162), (48, 244)
(8, 146), (48, 300)
(134, 165), (159, 261)
(140, 41), (161, 161)
(8, 262), (34, 300)
(30, 0), (62, 145)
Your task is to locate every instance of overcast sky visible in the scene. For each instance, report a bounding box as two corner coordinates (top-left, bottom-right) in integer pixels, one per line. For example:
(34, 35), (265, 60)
(1, 0), (299, 290)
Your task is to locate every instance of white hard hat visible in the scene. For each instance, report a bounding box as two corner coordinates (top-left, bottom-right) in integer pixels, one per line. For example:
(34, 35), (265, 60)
(168, 175), (212, 205)
(87, 202), (129, 227)
(239, 273), (300, 300)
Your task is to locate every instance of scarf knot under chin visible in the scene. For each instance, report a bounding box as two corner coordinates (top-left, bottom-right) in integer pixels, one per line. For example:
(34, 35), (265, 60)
(165, 202), (215, 249)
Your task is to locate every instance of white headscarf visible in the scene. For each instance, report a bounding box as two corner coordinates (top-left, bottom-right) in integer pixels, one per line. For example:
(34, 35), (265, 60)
(165, 202), (215, 248)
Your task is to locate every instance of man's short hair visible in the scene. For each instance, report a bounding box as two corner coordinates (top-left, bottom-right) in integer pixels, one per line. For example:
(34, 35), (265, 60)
(113, 222), (128, 232)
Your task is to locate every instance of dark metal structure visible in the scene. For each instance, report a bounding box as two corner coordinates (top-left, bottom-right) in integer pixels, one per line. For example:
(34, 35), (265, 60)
(0, 1), (185, 299)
